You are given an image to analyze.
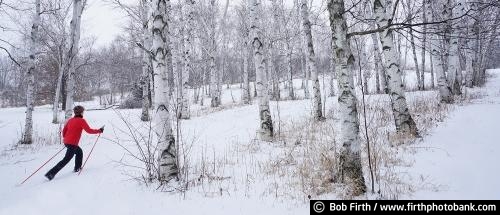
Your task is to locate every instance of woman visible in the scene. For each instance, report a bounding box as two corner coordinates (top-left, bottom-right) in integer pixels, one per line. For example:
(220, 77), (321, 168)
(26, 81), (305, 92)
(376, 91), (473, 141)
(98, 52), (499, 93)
(45, 105), (103, 180)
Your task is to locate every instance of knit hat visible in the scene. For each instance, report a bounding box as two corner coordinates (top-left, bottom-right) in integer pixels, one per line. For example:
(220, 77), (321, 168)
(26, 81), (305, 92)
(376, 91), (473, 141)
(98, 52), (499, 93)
(73, 105), (85, 116)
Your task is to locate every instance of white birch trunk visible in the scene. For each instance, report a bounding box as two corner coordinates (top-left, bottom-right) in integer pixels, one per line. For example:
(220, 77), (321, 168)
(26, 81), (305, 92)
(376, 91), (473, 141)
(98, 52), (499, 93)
(64, 0), (84, 120)
(429, 1), (453, 104)
(421, 0), (430, 90)
(327, 0), (366, 195)
(287, 41), (295, 99)
(371, 31), (382, 94)
(374, 0), (419, 136)
(250, 0), (273, 141)
(464, 1), (474, 89)
(328, 50), (335, 96)
(472, 11), (482, 86)
(410, 30), (421, 90)
(369, 18), (387, 94)
(300, 0), (323, 120)
(151, 0), (178, 182)
(446, 0), (462, 95)
(141, 0), (151, 122)
(303, 52), (310, 98)
(433, 40), (453, 103)
(242, 40), (251, 104)
(52, 61), (64, 123)
(179, 0), (194, 119)
(209, 0), (220, 107)
(22, 0), (40, 144)
(406, 0), (421, 90)
(430, 43), (435, 89)
(269, 0), (280, 101)
(430, 2), (454, 103)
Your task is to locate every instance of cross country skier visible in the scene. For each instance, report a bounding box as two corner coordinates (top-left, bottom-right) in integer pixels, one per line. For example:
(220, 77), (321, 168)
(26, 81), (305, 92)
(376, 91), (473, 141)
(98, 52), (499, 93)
(45, 105), (103, 180)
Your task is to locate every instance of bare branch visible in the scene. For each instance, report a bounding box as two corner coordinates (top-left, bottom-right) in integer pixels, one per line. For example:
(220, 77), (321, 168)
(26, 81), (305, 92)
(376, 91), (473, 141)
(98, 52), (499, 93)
(0, 46), (21, 66)
(347, 8), (473, 38)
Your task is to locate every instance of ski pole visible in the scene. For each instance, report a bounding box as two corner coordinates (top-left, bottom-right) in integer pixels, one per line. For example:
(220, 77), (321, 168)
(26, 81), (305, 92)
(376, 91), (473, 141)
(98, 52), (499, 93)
(79, 133), (101, 175)
(19, 146), (65, 185)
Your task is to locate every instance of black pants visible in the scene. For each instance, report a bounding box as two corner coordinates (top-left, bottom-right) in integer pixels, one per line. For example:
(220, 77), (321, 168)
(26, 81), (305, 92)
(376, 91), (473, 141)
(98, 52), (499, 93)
(46, 144), (83, 176)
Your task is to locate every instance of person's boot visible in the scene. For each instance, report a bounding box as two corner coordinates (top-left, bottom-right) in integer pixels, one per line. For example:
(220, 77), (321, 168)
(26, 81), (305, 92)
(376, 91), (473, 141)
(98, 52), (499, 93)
(45, 172), (54, 181)
(74, 167), (81, 173)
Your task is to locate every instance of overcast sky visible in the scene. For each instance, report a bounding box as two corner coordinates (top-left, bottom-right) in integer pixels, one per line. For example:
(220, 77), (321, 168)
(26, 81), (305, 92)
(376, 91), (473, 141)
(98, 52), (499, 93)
(82, 0), (326, 47)
(83, 0), (133, 47)
(1, 0), (325, 53)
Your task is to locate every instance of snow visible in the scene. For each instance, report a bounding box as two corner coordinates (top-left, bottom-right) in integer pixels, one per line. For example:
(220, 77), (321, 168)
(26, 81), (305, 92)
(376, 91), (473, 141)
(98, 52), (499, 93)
(1, 69), (500, 214)
(405, 69), (500, 199)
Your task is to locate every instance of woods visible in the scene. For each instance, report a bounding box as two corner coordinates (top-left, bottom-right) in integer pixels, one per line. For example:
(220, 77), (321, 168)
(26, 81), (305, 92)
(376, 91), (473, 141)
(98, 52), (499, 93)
(1, 0), (499, 195)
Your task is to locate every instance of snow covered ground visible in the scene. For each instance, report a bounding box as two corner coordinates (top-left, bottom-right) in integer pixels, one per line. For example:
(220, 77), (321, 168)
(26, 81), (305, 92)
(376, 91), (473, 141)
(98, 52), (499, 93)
(1, 69), (499, 214)
(405, 71), (500, 199)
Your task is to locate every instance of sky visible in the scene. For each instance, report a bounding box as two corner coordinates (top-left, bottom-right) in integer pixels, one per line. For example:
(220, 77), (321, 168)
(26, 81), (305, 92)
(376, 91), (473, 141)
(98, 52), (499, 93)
(0, 0), (325, 53)
(75, 0), (324, 47)
(83, 0), (134, 47)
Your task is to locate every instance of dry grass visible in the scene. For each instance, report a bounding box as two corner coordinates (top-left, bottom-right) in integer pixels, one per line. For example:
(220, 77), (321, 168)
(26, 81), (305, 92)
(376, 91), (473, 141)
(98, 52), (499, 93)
(256, 89), (480, 200)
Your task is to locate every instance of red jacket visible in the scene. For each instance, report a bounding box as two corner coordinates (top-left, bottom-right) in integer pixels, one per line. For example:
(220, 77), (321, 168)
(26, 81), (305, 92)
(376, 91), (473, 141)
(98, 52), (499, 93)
(62, 116), (101, 145)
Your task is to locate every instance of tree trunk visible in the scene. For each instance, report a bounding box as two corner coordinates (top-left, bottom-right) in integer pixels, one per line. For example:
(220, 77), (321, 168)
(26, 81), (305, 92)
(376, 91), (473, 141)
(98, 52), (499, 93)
(151, 0), (178, 182)
(209, 0), (220, 107)
(329, 51), (336, 96)
(433, 38), (454, 103)
(430, 45), (435, 89)
(421, 0), (430, 90)
(472, 13), (481, 87)
(371, 33), (382, 94)
(140, 0), (151, 122)
(374, 0), (419, 136)
(327, 0), (366, 195)
(52, 61), (64, 124)
(242, 41), (251, 104)
(301, 0), (323, 120)
(410, 30), (421, 90)
(179, 0), (194, 119)
(446, 0), (462, 95)
(406, 0), (421, 90)
(64, 0), (84, 120)
(250, 0), (273, 141)
(22, 0), (41, 144)
(287, 41), (295, 99)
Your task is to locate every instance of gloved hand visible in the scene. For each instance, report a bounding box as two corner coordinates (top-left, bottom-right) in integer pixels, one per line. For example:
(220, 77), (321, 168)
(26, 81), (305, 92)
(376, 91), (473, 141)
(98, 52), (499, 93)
(99, 126), (104, 133)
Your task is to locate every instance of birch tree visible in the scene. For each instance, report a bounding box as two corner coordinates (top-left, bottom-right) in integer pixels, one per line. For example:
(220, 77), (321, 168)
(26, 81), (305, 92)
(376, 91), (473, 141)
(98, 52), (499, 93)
(366, 0), (385, 94)
(151, 0), (178, 182)
(282, 1), (296, 100)
(250, 0), (273, 141)
(21, 0), (41, 144)
(430, 1), (453, 103)
(140, 0), (152, 121)
(300, 0), (323, 120)
(327, 0), (366, 195)
(64, 0), (84, 120)
(237, 2), (251, 104)
(179, 0), (194, 119)
(446, 0), (462, 95)
(269, 0), (281, 101)
(374, 0), (419, 136)
(405, 0), (422, 90)
(209, 0), (220, 107)
(420, 0), (428, 90)
(464, 1), (475, 88)
(49, 1), (71, 124)
(241, 40), (251, 104)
